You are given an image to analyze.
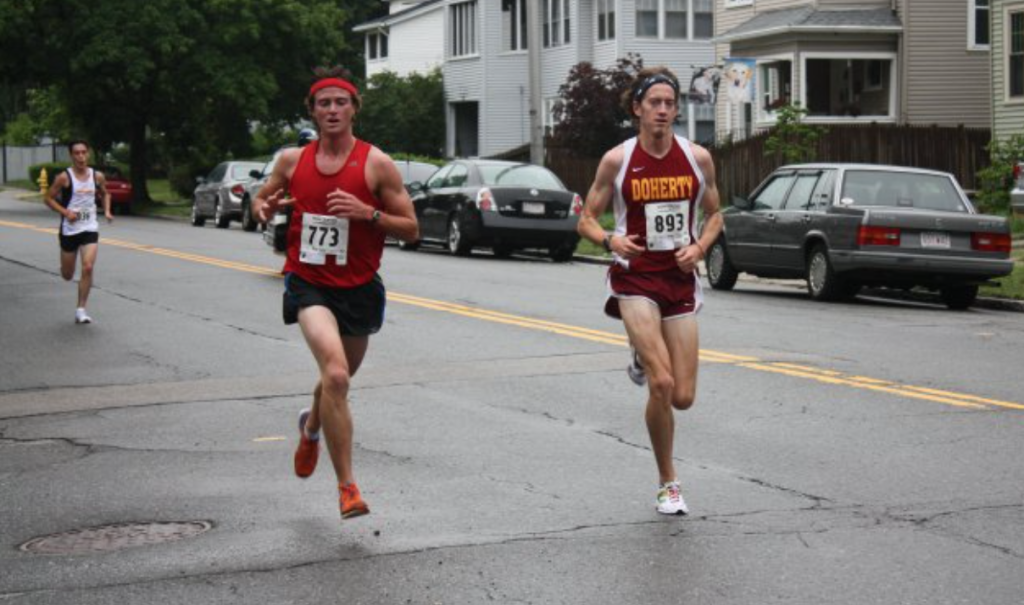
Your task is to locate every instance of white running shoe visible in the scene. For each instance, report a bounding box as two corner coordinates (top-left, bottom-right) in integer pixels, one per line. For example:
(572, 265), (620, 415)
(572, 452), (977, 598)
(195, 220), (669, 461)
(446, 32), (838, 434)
(74, 308), (92, 324)
(627, 348), (646, 386)
(655, 480), (689, 515)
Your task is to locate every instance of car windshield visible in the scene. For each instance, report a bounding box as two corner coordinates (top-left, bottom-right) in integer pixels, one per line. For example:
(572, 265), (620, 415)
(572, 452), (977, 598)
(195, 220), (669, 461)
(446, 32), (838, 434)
(231, 164), (262, 180)
(478, 164), (565, 190)
(396, 161), (438, 184)
(841, 170), (968, 213)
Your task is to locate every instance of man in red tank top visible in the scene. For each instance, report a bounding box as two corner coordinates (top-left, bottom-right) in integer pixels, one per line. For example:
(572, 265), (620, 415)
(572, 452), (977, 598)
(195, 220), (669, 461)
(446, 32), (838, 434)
(578, 67), (723, 516)
(253, 67), (419, 521)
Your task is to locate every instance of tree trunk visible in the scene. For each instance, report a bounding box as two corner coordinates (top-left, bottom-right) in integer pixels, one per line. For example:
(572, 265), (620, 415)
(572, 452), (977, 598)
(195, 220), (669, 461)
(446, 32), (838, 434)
(129, 118), (149, 203)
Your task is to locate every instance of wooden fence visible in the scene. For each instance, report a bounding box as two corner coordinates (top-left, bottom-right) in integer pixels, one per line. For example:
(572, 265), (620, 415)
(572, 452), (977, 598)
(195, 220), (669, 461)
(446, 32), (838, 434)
(545, 124), (992, 203)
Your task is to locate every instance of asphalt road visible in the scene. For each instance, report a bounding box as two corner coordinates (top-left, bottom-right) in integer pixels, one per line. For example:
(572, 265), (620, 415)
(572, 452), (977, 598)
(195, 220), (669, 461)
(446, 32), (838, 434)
(1, 190), (1022, 604)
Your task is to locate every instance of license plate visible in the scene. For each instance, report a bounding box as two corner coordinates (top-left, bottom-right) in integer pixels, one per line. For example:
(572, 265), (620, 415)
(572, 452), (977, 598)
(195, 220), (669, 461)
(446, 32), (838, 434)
(522, 201), (545, 215)
(920, 232), (950, 249)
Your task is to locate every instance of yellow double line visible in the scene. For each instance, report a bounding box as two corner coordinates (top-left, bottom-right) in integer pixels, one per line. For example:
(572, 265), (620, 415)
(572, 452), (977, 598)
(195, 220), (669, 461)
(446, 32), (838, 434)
(3, 219), (1021, 412)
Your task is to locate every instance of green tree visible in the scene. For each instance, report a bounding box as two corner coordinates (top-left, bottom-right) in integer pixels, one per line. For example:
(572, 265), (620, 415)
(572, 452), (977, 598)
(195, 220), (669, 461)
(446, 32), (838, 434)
(976, 134), (1024, 214)
(1, 86), (72, 144)
(356, 69), (444, 158)
(0, 0), (380, 201)
(763, 103), (826, 164)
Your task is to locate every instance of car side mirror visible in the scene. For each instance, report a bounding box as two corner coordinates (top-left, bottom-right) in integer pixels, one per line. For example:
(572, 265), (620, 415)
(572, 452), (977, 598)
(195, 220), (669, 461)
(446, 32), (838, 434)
(731, 196), (752, 210)
(249, 169), (262, 179)
(408, 181), (424, 193)
(195, 176), (206, 185)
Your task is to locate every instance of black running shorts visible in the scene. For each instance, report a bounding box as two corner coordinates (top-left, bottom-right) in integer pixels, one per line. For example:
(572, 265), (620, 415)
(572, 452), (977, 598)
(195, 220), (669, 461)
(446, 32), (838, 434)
(59, 230), (99, 252)
(283, 272), (386, 336)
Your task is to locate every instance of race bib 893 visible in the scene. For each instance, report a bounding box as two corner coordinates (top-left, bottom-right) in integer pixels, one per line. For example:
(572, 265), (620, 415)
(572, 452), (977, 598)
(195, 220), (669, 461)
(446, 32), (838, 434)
(644, 201), (690, 251)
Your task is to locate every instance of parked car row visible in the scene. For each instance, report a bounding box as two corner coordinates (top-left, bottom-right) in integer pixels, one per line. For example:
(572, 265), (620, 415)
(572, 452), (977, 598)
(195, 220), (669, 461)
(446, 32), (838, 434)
(188, 149), (1013, 310)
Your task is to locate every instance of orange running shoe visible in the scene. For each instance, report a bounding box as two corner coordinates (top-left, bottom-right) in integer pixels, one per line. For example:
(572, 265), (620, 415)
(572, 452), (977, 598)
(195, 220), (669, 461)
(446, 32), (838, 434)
(339, 482), (370, 519)
(294, 408), (319, 479)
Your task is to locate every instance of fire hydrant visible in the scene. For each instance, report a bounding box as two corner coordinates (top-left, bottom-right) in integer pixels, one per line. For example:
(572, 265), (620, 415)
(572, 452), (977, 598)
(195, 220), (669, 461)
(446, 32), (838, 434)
(38, 168), (48, 194)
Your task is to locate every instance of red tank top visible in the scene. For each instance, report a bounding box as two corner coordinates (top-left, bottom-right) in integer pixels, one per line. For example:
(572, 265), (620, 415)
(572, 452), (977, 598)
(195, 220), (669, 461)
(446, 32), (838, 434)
(283, 139), (384, 288)
(612, 136), (704, 273)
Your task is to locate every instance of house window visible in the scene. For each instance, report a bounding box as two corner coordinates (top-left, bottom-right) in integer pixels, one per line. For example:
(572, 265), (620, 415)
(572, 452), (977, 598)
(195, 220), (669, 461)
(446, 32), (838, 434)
(1011, 10), (1024, 98)
(803, 56), (895, 120)
(725, 0), (753, 7)
(597, 0), (616, 41)
(636, 0), (658, 38)
(970, 0), (990, 48)
(636, 1), (712, 40)
(694, 0), (713, 39)
(502, 0), (528, 51)
(367, 32), (388, 60)
(759, 60), (793, 115)
(665, 0), (687, 39)
(689, 102), (715, 144)
(450, 1), (478, 58)
(543, 0), (571, 48)
(543, 97), (560, 134)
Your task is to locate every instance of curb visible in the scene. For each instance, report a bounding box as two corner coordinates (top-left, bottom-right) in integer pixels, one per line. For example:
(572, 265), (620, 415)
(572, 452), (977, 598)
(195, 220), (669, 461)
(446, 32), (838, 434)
(571, 254), (1024, 313)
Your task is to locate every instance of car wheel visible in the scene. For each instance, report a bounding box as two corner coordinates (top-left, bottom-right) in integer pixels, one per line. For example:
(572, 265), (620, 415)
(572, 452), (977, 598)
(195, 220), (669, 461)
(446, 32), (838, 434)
(241, 198), (257, 232)
(940, 284), (978, 310)
(447, 214), (472, 256)
(707, 238), (738, 290)
(191, 198), (206, 227)
(806, 244), (849, 302)
(548, 243), (574, 263)
(397, 238), (420, 252)
(493, 243), (515, 259)
(214, 200), (230, 229)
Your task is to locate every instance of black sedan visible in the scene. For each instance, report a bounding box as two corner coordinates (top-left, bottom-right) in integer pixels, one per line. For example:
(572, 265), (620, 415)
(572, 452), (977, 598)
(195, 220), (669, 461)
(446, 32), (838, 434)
(403, 160), (582, 262)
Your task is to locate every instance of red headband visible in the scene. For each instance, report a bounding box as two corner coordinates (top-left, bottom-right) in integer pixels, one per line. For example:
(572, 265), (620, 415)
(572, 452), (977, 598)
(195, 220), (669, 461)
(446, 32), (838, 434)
(308, 77), (359, 99)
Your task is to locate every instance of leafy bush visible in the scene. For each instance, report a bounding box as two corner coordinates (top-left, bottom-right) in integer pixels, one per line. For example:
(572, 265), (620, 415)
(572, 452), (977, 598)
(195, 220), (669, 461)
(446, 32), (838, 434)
(976, 134), (1024, 214)
(763, 104), (826, 164)
(168, 163), (206, 199)
(28, 162), (71, 185)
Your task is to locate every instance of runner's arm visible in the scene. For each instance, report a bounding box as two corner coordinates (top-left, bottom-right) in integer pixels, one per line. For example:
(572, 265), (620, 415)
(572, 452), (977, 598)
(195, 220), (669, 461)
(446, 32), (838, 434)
(577, 146), (642, 257)
(692, 144), (723, 255)
(364, 148), (419, 243)
(95, 172), (113, 222)
(674, 144), (722, 271)
(44, 172), (75, 220)
(253, 148), (300, 223)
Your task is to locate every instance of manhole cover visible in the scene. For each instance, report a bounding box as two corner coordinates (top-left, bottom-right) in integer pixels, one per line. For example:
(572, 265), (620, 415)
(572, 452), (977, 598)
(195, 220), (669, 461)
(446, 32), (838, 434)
(19, 521), (212, 555)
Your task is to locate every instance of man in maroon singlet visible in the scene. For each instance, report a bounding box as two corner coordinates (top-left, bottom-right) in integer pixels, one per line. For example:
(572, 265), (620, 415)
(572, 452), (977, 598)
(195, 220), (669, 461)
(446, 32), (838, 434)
(253, 67), (419, 521)
(578, 66), (723, 515)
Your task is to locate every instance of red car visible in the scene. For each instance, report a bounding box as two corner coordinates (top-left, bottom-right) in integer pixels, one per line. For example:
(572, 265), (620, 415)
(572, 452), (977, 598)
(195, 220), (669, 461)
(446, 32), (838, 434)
(95, 165), (134, 214)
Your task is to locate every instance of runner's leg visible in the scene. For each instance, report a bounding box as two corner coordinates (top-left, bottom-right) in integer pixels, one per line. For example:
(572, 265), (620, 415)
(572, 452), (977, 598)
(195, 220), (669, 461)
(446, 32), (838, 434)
(297, 306), (371, 485)
(662, 316), (699, 410)
(620, 298), (677, 484)
(60, 248), (77, 281)
(305, 338), (367, 435)
(77, 243), (98, 309)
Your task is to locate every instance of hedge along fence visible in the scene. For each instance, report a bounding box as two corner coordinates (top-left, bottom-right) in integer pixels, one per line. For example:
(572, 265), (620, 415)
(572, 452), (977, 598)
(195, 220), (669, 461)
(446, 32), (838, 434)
(546, 123), (992, 206)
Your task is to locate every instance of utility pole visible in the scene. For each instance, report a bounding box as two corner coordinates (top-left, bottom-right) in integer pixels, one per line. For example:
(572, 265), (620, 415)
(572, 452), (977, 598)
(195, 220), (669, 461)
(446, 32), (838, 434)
(527, 0), (544, 165)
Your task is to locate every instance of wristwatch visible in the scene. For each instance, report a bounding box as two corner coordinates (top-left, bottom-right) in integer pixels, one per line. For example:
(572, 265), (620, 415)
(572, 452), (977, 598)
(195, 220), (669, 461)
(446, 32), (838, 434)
(371, 209), (382, 223)
(602, 235), (613, 252)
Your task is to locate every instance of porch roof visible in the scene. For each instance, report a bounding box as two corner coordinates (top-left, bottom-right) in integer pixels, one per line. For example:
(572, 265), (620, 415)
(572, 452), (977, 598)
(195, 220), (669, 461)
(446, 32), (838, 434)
(716, 7), (903, 44)
(353, 0), (444, 33)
